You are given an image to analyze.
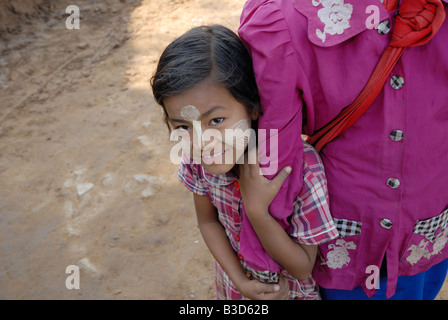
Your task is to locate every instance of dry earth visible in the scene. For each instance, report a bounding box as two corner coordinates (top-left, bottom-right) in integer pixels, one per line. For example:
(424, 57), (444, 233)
(0, 0), (446, 300)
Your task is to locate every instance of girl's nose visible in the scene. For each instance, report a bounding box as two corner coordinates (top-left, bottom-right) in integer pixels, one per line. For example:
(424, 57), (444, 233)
(201, 128), (223, 153)
(192, 120), (204, 149)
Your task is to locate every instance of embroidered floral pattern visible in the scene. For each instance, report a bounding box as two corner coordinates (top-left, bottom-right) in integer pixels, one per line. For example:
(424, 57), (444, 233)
(323, 239), (356, 269)
(406, 229), (448, 265)
(313, 0), (353, 43)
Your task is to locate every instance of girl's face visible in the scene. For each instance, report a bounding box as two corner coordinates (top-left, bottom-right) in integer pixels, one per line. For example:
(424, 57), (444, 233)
(164, 78), (257, 175)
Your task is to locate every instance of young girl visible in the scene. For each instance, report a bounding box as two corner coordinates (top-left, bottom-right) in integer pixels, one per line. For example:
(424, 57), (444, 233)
(151, 25), (338, 300)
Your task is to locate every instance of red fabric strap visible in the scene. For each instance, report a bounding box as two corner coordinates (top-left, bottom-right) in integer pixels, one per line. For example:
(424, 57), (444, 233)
(383, 0), (399, 12)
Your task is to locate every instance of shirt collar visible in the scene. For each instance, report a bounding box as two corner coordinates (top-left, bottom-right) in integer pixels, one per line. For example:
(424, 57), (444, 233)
(293, 0), (391, 47)
(183, 152), (237, 186)
(201, 166), (237, 186)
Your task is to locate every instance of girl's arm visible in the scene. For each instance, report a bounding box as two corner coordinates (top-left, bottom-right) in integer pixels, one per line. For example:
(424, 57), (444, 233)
(238, 163), (317, 281)
(193, 193), (289, 300)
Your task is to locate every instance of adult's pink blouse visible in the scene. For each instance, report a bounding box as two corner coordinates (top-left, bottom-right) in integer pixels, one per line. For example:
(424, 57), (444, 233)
(239, 0), (448, 298)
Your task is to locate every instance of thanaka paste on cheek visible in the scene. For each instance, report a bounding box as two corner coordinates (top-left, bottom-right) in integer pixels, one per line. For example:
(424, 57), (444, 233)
(228, 119), (251, 150)
(231, 119), (250, 131)
(202, 119), (250, 152)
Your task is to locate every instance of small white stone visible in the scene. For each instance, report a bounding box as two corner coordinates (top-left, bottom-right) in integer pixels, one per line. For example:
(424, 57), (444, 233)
(141, 186), (154, 198)
(102, 173), (113, 187)
(77, 42), (89, 50)
(63, 178), (73, 188)
(74, 168), (87, 176)
(77, 257), (99, 274)
(133, 174), (156, 184)
(137, 135), (151, 146)
(77, 183), (94, 197)
(67, 226), (79, 236)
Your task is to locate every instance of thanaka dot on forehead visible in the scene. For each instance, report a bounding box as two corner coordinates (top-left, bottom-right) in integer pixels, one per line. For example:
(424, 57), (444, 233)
(180, 105), (201, 122)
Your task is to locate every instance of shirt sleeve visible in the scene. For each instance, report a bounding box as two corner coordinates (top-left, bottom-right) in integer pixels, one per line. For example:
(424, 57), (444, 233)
(177, 153), (208, 197)
(288, 144), (339, 245)
(238, 0), (306, 225)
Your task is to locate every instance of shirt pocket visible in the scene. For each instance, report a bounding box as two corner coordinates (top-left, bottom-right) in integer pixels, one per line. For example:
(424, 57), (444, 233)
(316, 218), (362, 270)
(400, 208), (448, 268)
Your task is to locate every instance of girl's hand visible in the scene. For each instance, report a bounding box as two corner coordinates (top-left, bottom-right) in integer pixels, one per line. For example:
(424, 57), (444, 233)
(237, 274), (290, 300)
(238, 155), (291, 219)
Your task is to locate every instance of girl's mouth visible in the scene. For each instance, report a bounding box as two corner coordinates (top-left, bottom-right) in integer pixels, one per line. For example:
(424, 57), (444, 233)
(203, 150), (225, 159)
(202, 149), (226, 163)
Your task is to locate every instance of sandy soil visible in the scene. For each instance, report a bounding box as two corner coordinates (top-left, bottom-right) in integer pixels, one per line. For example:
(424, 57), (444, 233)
(0, 0), (447, 300)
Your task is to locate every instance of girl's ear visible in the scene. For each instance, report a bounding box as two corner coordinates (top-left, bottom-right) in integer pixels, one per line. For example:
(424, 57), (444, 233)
(251, 109), (259, 121)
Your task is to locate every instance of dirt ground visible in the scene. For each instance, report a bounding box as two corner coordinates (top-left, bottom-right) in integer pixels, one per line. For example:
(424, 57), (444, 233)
(0, 0), (447, 300)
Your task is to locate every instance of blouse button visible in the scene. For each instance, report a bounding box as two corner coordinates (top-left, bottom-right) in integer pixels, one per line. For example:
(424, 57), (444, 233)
(236, 235), (240, 241)
(377, 20), (391, 35)
(390, 75), (404, 89)
(234, 181), (240, 190)
(387, 177), (401, 189)
(380, 218), (393, 229)
(389, 130), (404, 141)
(237, 253), (244, 261)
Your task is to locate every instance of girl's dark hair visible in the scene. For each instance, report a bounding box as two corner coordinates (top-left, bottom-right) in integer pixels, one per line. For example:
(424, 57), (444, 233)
(151, 25), (261, 127)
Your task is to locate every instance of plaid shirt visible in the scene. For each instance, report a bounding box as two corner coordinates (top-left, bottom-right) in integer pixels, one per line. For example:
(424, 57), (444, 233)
(178, 142), (338, 300)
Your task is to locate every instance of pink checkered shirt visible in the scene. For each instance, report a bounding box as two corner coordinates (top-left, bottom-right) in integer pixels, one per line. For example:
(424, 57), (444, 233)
(178, 142), (338, 300)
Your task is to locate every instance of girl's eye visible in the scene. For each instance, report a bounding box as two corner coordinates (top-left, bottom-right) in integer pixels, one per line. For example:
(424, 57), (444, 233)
(210, 117), (224, 126)
(175, 125), (190, 131)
